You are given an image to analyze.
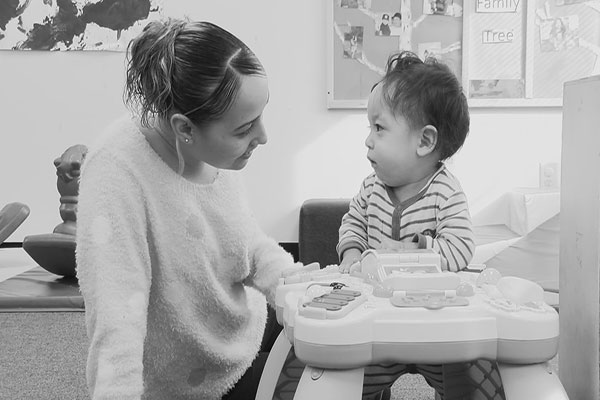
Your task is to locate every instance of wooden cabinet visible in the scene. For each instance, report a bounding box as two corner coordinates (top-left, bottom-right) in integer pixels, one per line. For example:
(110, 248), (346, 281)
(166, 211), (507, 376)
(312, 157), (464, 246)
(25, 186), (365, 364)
(559, 74), (600, 399)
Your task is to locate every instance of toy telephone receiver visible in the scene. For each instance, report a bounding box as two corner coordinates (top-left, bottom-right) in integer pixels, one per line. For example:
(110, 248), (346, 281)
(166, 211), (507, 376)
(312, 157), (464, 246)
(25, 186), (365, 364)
(352, 249), (462, 298)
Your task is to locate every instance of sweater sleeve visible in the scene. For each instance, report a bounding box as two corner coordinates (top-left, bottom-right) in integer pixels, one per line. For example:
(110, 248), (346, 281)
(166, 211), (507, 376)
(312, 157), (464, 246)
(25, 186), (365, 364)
(337, 177), (371, 259)
(76, 151), (152, 400)
(244, 224), (301, 306)
(414, 190), (475, 272)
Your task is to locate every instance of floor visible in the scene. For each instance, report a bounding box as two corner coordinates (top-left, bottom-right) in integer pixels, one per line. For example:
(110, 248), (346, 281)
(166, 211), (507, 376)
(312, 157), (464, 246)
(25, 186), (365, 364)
(0, 247), (35, 282)
(0, 247), (563, 399)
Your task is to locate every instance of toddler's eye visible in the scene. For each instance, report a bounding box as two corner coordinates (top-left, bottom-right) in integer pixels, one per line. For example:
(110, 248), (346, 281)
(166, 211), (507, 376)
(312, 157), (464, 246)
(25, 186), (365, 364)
(371, 124), (382, 132)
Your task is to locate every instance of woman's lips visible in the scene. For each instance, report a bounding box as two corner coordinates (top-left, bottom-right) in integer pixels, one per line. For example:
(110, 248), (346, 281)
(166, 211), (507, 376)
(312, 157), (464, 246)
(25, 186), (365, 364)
(241, 150), (254, 159)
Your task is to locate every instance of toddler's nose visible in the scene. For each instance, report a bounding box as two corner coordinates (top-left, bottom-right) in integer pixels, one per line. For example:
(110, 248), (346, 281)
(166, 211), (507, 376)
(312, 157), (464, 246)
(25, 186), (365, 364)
(365, 133), (374, 149)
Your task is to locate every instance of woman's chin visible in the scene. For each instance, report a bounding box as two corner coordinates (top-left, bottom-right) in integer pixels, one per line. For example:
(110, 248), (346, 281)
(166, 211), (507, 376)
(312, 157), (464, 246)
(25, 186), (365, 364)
(231, 157), (251, 170)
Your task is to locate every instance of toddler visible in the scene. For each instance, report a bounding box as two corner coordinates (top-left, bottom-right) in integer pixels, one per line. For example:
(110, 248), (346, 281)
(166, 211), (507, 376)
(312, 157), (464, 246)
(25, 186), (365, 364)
(338, 51), (475, 400)
(338, 51), (474, 275)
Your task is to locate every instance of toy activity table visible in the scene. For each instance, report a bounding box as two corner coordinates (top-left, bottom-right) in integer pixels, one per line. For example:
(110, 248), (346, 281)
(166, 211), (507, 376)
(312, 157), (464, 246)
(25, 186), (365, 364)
(257, 250), (568, 400)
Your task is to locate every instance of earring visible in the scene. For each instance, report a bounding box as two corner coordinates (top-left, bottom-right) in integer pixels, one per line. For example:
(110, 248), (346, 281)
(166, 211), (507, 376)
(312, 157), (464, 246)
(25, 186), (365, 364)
(184, 138), (190, 143)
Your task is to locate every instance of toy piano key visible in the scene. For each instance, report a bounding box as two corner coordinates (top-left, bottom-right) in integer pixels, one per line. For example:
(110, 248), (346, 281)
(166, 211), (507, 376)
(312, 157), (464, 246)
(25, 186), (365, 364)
(305, 301), (342, 311)
(312, 296), (348, 306)
(333, 289), (362, 297)
(325, 293), (356, 301)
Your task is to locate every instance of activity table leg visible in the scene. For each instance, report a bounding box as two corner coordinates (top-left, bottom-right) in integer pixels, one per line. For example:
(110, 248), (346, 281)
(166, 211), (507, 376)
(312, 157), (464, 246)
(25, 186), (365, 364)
(293, 366), (364, 400)
(256, 332), (293, 400)
(497, 362), (568, 400)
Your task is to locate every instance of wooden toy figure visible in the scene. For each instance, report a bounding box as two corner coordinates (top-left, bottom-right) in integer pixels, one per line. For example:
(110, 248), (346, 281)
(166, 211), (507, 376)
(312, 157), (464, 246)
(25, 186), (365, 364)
(23, 144), (88, 277)
(53, 144), (87, 236)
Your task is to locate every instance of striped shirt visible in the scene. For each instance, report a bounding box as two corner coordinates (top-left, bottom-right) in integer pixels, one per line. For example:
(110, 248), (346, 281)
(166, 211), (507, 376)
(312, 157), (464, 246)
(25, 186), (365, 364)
(337, 165), (474, 271)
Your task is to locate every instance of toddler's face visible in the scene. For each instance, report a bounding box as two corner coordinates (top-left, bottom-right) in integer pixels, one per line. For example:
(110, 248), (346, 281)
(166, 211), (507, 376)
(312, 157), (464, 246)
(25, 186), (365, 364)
(365, 83), (421, 188)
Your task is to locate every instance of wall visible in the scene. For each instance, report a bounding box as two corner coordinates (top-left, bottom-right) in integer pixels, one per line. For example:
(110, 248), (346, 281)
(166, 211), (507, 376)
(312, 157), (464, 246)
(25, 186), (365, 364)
(0, 0), (563, 243)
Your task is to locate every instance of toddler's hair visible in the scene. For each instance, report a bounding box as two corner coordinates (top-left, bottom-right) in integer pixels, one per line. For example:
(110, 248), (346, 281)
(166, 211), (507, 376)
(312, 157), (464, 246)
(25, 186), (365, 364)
(379, 51), (469, 160)
(125, 18), (265, 128)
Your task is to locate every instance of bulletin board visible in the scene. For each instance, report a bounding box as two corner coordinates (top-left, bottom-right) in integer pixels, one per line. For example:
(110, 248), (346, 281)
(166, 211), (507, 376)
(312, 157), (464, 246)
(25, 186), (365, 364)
(463, 0), (600, 107)
(327, 0), (600, 108)
(327, 0), (464, 108)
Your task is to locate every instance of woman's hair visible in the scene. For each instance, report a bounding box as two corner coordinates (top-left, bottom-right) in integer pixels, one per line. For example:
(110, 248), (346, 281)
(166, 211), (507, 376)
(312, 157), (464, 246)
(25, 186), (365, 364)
(125, 18), (265, 128)
(377, 51), (469, 161)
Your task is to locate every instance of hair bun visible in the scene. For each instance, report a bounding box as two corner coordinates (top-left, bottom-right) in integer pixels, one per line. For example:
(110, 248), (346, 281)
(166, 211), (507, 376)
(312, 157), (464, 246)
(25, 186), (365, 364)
(141, 18), (186, 45)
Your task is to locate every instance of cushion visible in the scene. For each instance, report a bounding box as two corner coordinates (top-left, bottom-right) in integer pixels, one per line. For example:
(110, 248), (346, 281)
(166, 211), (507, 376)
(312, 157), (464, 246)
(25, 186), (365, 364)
(0, 202), (30, 244)
(298, 198), (350, 267)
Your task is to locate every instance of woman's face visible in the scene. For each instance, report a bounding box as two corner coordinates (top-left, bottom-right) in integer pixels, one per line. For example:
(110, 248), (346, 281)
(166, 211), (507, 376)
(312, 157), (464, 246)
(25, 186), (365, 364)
(190, 75), (269, 170)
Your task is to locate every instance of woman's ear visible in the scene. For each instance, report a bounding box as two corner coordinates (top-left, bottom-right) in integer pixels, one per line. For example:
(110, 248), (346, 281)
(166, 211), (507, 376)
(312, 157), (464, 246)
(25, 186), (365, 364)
(170, 113), (194, 144)
(416, 125), (438, 157)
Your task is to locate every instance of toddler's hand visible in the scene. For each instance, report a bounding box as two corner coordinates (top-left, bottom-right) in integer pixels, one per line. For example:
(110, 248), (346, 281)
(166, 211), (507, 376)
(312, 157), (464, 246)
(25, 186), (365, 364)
(338, 259), (360, 274)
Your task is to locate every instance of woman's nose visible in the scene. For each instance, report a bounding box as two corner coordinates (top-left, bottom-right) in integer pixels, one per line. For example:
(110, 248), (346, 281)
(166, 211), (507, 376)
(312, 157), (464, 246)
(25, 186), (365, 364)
(255, 121), (268, 145)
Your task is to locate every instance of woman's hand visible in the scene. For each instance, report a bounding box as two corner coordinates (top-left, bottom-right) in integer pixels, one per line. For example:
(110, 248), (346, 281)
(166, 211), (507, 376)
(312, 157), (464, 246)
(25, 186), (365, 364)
(280, 262), (320, 278)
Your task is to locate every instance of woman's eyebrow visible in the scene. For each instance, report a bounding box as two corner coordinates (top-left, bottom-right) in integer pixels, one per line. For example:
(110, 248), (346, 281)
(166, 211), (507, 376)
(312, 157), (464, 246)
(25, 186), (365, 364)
(234, 115), (260, 131)
(234, 93), (269, 131)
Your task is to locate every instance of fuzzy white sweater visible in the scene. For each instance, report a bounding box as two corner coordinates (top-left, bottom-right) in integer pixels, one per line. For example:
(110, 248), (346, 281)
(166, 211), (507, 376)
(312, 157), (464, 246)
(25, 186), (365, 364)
(76, 116), (298, 400)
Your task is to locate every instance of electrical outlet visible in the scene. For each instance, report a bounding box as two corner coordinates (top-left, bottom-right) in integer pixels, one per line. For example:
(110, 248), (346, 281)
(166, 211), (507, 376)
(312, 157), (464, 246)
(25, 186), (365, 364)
(539, 162), (560, 189)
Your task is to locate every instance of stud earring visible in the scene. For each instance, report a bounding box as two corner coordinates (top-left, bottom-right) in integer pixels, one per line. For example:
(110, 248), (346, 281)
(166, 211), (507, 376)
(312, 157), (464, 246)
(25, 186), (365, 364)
(184, 138), (190, 144)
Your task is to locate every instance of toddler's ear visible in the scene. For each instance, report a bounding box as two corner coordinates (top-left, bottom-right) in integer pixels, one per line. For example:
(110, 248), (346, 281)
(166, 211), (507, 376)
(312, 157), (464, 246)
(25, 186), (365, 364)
(416, 125), (438, 157)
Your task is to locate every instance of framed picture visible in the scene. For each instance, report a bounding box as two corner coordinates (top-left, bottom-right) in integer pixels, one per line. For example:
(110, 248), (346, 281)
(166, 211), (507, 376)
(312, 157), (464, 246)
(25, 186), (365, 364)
(326, 0), (464, 108)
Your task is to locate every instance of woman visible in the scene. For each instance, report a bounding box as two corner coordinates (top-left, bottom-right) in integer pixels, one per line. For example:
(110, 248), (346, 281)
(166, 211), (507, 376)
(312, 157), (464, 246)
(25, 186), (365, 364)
(76, 18), (315, 400)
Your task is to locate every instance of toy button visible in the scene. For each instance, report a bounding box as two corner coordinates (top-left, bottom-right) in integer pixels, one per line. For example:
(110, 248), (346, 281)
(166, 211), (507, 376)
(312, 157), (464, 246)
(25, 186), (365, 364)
(425, 298), (444, 310)
(310, 368), (325, 380)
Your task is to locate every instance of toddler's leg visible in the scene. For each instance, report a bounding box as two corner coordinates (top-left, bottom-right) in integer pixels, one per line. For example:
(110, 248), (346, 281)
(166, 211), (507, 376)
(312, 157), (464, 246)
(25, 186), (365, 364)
(416, 361), (506, 400)
(462, 360), (506, 400)
(361, 363), (409, 400)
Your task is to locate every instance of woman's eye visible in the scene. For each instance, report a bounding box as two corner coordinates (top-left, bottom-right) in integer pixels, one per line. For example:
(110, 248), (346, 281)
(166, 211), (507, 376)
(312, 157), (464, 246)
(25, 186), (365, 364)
(239, 124), (253, 136)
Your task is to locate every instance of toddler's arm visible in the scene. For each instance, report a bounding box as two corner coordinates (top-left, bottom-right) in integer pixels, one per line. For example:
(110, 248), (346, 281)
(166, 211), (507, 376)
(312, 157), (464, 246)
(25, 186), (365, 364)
(337, 178), (372, 262)
(413, 191), (475, 271)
